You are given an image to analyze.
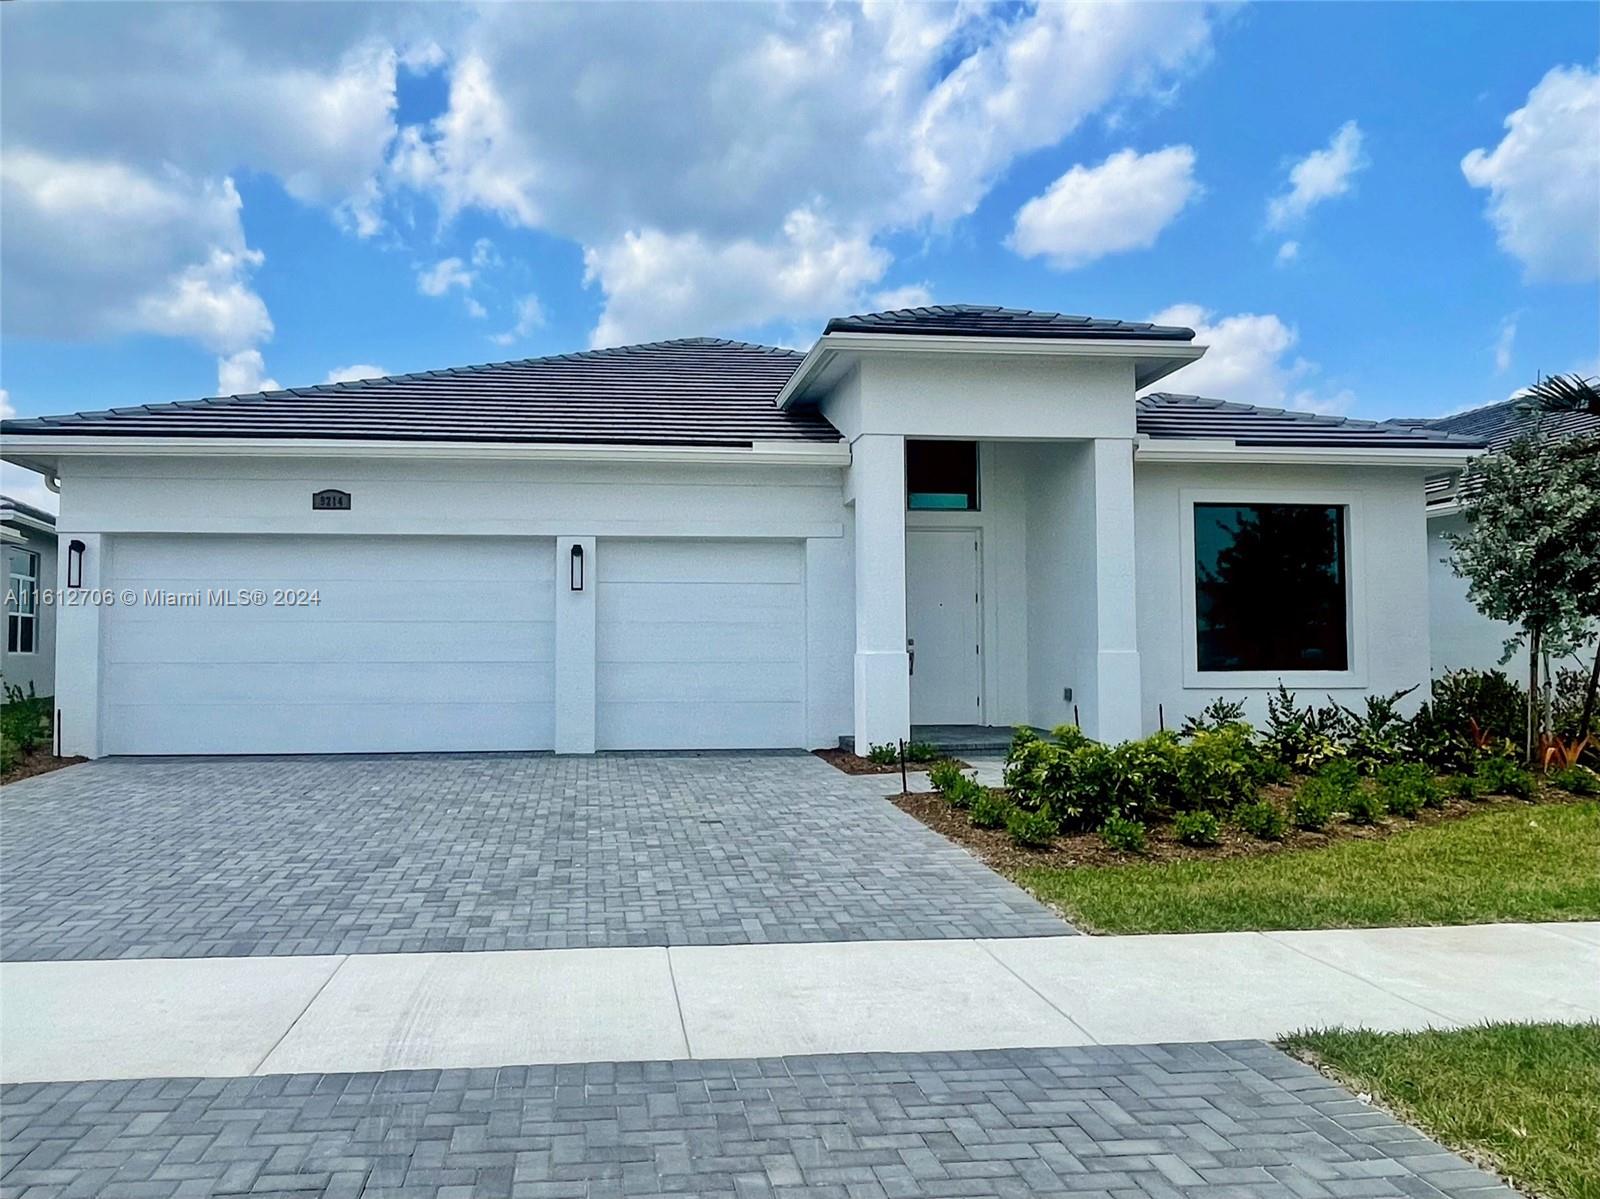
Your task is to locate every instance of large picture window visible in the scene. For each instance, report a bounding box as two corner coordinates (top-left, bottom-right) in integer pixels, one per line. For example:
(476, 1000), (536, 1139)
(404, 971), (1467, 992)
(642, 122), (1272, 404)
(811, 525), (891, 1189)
(1194, 503), (1347, 672)
(6, 546), (39, 655)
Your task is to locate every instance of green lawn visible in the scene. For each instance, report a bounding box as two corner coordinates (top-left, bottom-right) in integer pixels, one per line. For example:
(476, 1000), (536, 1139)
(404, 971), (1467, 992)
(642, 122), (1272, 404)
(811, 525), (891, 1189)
(1015, 801), (1600, 934)
(1283, 1023), (1600, 1199)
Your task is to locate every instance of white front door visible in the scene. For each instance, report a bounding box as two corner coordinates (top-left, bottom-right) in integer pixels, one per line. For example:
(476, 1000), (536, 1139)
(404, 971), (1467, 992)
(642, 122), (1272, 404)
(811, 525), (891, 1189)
(906, 528), (982, 724)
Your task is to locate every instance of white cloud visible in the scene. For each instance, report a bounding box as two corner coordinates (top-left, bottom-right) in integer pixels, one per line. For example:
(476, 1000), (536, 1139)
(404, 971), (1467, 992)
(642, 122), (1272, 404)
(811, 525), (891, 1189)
(416, 256), (475, 296)
(217, 349), (280, 396)
(583, 209), (889, 347)
(1275, 240), (1300, 266)
(471, 237), (500, 269)
(1461, 63), (1600, 282)
(464, 297), (488, 320)
(1, 151), (272, 355)
(324, 363), (388, 384)
(1267, 120), (1367, 229)
(1145, 303), (1352, 416)
(0, 389), (14, 420)
(490, 294), (547, 347)
(1494, 315), (1518, 374)
(1008, 145), (1198, 270)
(0, 462), (59, 517)
(872, 284), (934, 310)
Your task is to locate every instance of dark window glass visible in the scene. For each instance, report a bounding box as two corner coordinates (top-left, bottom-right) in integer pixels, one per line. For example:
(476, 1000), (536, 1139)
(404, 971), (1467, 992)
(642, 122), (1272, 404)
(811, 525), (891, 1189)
(907, 440), (978, 510)
(1194, 503), (1347, 672)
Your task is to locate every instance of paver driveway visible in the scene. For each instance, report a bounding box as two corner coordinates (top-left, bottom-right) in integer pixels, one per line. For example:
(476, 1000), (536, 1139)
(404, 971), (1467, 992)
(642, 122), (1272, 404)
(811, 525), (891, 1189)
(0, 752), (1068, 962)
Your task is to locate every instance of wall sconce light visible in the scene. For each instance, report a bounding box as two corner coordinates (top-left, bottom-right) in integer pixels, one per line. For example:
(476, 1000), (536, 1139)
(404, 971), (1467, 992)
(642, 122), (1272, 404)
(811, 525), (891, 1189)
(569, 543), (584, 591)
(67, 539), (86, 589)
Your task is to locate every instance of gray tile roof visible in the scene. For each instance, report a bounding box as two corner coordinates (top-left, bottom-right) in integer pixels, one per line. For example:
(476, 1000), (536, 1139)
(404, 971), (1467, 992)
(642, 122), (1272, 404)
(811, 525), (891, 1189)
(824, 304), (1196, 341)
(1410, 396), (1600, 451)
(0, 338), (838, 448)
(1, 495), (56, 527)
(1138, 393), (1486, 448)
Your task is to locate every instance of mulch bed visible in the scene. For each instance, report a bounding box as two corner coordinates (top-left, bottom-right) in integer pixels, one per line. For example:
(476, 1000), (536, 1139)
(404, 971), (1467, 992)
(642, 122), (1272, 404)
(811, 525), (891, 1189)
(2, 746), (88, 786)
(891, 785), (1576, 874)
(813, 747), (965, 775)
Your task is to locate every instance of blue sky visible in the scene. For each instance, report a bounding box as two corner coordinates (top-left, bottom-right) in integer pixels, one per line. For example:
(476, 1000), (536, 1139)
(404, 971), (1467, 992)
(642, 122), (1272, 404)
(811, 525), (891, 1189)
(2, 1), (1596, 507)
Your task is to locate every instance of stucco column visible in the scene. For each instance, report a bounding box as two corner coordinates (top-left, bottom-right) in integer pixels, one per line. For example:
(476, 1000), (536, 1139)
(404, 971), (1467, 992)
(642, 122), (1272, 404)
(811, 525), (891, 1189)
(553, 535), (596, 754)
(53, 531), (104, 758)
(848, 433), (910, 751)
(1090, 439), (1142, 743)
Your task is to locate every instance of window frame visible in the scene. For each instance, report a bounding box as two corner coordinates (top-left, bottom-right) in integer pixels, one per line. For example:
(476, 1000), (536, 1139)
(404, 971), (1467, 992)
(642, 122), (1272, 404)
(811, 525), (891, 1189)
(6, 546), (40, 656)
(1179, 487), (1365, 689)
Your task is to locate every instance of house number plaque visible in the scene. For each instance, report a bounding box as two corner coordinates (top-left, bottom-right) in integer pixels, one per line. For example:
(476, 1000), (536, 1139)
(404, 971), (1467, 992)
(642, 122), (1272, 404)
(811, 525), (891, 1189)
(312, 488), (352, 511)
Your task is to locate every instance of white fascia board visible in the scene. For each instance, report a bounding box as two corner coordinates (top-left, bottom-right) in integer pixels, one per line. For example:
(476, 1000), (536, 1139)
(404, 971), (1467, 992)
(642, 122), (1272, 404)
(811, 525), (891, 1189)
(0, 513), (57, 536)
(776, 332), (1207, 408)
(0, 436), (852, 470)
(1134, 437), (1484, 469)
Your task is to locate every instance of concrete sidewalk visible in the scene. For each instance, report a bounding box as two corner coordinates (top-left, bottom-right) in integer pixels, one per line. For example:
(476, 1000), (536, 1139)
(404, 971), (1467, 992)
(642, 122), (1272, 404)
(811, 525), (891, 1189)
(3, 922), (1594, 1083)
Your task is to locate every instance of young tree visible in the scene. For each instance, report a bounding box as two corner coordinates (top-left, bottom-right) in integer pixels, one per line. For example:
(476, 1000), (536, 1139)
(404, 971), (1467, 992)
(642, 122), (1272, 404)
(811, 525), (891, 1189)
(1450, 429), (1600, 760)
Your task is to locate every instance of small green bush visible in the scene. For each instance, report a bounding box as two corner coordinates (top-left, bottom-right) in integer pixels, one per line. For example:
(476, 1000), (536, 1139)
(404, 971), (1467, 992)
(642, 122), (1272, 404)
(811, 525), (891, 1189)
(1314, 758), (1362, 799)
(1005, 807), (1057, 848)
(1290, 778), (1340, 831)
(1344, 788), (1385, 825)
(1549, 765), (1599, 796)
(904, 740), (941, 763)
(1037, 742), (1117, 831)
(1375, 762), (1438, 818)
(927, 759), (966, 794)
(1444, 773), (1484, 803)
(968, 789), (1011, 829)
(1099, 813), (1147, 854)
(866, 742), (898, 766)
(1177, 724), (1260, 813)
(1235, 799), (1287, 841)
(1173, 810), (1221, 846)
(1105, 731), (1183, 820)
(1475, 755), (1533, 799)
(1048, 723), (1092, 751)
(942, 774), (984, 810)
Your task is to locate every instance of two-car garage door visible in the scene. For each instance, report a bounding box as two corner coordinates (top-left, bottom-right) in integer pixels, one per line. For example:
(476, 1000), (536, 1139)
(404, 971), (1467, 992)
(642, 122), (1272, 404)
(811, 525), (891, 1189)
(101, 534), (806, 755)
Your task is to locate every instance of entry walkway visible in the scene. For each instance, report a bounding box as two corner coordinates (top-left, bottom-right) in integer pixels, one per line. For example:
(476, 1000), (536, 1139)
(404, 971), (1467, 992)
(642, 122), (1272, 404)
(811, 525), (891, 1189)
(4, 922), (1594, 1083)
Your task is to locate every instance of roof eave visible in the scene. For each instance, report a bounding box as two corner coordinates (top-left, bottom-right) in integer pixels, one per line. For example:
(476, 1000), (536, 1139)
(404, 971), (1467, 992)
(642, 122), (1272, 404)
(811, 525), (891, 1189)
(1134, 437), (1486, 468)
(776, 332), (1206, 408)
(0, 434), (852, 470)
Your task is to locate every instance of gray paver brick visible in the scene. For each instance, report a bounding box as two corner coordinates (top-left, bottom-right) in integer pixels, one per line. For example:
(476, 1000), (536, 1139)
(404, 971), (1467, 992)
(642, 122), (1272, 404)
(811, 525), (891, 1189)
(0, 1044), (1509, 1199)
(0, 752), (1066, 962)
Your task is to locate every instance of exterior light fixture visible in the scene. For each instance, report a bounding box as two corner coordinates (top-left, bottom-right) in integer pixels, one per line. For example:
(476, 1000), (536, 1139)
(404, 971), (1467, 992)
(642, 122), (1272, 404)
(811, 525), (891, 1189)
(66, 539), (86, 589)
(570, 543), (585, 591)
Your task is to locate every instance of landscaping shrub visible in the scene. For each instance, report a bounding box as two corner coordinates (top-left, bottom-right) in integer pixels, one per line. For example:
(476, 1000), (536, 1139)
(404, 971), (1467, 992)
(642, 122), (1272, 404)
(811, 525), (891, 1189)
(1290, 778), (1340, 831)
(866, 742), (898, 766)
(1179, 697), (1247, 736)
(1445, 773), (1484, 803)
(1375, 762), (1440, 818)
(942, 774), (984, 810)
(1410, 669), (1525, 767)
(1262, 685), (1347, 770)
(1, 683), (50, 774)
(1551, 666), (1600, 738)
(1005, 807), (1057, 848)
(1314, 758), (1362, 800)
(927, 759), (966, 795)
(1105, 731), (1183, 820)
(1177, 724), (1259, 813)
(1344, 788), (1385, 825)
(1335, 686), (1418, 772)
(1235, 800), (1287, 841)
(1549, 765), (1599, 796)
(1038, 742), (1117, 831)
(1048, 723), (1092, 751)
(968, 789), (1011, 829)
(904, 741), (941, 763)
(1098, 813), (1147, 854)
(1173, 810), (1221, 846)
(1475, 755), (1534, 799)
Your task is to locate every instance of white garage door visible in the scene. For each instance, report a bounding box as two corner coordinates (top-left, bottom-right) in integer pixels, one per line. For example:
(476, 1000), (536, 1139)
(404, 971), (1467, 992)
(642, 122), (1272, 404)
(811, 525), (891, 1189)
(102, 535), (555, 755)
(596, 539), (805, 750)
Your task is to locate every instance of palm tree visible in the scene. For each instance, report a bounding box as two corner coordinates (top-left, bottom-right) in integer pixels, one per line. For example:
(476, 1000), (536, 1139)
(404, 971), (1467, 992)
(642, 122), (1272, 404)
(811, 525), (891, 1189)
(1515, 372), (1600, 416)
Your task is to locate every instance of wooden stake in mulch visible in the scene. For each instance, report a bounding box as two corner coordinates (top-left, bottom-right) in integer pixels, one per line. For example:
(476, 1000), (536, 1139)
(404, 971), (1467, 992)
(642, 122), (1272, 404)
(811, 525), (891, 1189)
(898, 738), (908, 795)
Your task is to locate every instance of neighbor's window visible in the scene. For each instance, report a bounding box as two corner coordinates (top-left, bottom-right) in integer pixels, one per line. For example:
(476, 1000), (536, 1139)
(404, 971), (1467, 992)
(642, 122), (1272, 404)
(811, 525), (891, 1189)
(1194, 503), (1347, 672)
(6, 547), (39, 655)
(907, 440), (979, 510)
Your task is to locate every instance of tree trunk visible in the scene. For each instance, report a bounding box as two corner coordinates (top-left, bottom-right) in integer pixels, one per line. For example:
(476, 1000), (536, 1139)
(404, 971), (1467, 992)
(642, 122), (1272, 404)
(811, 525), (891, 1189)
(1526, 626), (1541, 764)
(1581, 640), (1600, 742)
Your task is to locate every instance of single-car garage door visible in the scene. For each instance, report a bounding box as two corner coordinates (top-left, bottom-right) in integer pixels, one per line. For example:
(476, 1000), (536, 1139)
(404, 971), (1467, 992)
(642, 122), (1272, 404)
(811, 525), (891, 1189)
(102, 535), (555, 755)
(596, 539), (805, 749)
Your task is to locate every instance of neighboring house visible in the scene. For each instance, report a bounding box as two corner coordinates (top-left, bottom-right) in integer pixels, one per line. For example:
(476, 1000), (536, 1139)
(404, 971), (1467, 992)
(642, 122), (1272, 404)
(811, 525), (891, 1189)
(1418, 398), (1600, 680)
(2, 494), (58, 698)
(0, 304), (1483, 759)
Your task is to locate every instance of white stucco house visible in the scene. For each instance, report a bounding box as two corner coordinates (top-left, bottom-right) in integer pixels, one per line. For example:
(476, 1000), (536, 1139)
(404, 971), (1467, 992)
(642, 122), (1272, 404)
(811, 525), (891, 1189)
(0, 305), (1486, 759)
(2, 494), (58, 698)
(1418, 397), (1600, 680)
